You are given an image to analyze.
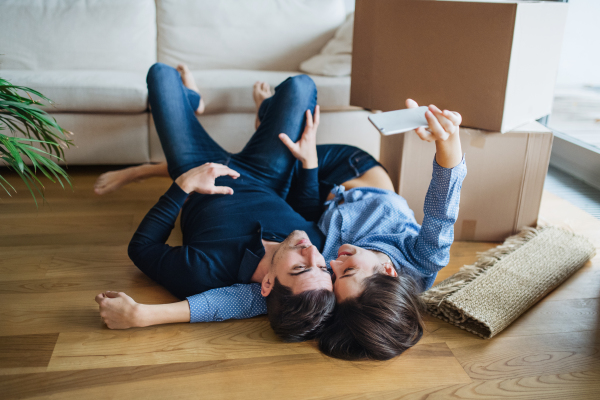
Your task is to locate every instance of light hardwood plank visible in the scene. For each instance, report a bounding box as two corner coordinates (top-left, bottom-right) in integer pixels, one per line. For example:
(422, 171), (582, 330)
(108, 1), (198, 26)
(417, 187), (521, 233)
(0, 249), (52, 282)
(5, 343), (470, 400)
(47, 319), (317, 371)
(0, 287), (177, 337)
(448, 330), (600, 381)
(319, 370), (600, 400)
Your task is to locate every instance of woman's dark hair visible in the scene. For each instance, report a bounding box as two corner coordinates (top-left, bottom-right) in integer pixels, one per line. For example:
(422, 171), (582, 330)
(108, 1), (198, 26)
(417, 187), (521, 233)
(266, 277), (336, 342)
(318, 272), (425, 361)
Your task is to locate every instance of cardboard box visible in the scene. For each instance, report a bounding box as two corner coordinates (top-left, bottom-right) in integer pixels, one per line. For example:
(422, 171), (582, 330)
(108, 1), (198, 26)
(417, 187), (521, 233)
(379, 121), (553, 242)
(351, 0), (568, 133)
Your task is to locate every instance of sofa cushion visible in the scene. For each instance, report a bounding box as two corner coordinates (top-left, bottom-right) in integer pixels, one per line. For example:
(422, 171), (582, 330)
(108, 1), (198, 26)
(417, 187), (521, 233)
(193, 70), (353, 114)
(0, 0), (156, 72)
(52, 113), (150, 165)
(150, 110), (380, 163)
(300, 13), (354, 77)
(1, 71), (148, 113)
(157, 0), (346, 71)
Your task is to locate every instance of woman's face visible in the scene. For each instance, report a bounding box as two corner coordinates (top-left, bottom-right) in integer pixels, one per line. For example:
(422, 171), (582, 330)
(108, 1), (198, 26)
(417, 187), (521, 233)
(329, 244), (397, 302)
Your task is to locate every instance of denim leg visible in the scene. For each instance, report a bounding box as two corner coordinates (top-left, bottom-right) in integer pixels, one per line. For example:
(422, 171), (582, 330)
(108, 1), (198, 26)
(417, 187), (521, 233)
(147, 63), (229, 179)
(184, 86), (201, 112)
(231, 75), (317, 197)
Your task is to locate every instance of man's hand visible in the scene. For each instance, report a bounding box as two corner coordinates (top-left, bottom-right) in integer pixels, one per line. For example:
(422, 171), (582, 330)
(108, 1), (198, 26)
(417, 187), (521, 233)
(175, 162), (240, 195)
(95, 291), (141, 329)
(406, 99), (463, 168)
(279, 105), (320, 169)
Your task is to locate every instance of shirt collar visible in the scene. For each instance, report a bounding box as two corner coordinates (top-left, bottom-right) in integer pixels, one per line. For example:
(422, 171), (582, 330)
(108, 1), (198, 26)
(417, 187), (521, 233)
(237, 224), (266, 283)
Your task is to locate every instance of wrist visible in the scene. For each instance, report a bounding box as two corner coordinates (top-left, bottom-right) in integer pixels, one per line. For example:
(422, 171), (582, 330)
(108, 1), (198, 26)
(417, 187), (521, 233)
(174, 177), (191, 194)
(133, 303), (149, 327)
(301, 156), (318, 170)
(435, 131), (462, 169)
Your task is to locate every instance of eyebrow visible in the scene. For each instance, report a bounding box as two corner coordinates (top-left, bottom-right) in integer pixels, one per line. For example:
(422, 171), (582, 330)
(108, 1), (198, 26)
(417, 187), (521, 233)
(290, 264), (312, 276)
(290, 266), (329, 276)
(290, 268), (311, 276)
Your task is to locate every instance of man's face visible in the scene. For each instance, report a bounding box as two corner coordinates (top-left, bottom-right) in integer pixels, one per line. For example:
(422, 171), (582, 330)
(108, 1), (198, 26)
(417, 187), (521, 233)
(329, 244), (397, 302)
(265, 230), (332, 295)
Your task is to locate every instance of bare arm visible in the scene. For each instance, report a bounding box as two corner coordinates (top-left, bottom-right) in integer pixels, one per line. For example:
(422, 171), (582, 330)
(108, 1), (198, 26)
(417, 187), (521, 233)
(95, 291), (190, 329)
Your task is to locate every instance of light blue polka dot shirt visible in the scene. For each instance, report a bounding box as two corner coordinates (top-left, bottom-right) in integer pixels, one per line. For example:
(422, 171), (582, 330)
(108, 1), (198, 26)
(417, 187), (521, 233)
(186, 156), (466, 322)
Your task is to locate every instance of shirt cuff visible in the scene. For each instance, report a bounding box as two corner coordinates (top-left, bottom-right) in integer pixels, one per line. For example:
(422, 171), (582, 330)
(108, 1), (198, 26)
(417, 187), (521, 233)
(298, 167), (319, 181)
(166, 182), (190, 205)
(186, 293), (213, 323)
(433, 154), (467, 175)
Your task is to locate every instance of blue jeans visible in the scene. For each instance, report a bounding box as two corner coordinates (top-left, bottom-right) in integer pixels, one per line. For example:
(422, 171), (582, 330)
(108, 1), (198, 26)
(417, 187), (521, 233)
(147, 63), (380, 201)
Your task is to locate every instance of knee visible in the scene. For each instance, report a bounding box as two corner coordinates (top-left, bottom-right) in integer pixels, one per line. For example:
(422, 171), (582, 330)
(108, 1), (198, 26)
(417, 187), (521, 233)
(147, 62), (175, 84)
(284, 74), (317, 95)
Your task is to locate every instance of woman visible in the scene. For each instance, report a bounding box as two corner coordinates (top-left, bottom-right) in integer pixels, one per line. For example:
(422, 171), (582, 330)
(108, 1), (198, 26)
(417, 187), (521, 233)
(311, 100), (465, 360)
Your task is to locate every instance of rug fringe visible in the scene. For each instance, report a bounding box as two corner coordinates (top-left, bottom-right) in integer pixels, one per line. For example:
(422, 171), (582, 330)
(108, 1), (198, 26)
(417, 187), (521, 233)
(422, 226), (543, 305)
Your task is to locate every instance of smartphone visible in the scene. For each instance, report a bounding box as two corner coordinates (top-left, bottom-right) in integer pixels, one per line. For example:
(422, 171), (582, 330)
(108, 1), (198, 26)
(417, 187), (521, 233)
(368, 106), (428, 136)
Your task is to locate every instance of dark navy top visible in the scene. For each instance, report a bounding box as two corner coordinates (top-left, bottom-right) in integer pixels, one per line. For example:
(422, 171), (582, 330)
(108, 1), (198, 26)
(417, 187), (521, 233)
(128, 169), (324, 300)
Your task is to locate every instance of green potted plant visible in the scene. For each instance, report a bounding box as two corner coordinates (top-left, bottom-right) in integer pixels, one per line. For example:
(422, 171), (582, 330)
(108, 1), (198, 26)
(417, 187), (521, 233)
(0, 77), (73, 205)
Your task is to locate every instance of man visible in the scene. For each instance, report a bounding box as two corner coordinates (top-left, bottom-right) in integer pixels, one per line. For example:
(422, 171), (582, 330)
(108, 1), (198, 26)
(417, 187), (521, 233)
(96, 63), (380, 341)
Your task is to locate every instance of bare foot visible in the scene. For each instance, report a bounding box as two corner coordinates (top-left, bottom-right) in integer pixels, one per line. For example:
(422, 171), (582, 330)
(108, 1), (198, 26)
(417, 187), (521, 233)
(253, 81), (272, 129)
(94, 167), (143, 195)
(177, 64), (205, 115)
(253, 81), (272, 109)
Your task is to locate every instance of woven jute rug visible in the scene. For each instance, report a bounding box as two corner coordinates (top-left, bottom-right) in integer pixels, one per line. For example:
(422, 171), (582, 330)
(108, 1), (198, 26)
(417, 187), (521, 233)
(421, 226), (596, 339)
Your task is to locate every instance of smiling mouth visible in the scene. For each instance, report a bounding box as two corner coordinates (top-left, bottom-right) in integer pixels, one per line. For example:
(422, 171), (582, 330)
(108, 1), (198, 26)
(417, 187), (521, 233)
(337, 251), (352, 258)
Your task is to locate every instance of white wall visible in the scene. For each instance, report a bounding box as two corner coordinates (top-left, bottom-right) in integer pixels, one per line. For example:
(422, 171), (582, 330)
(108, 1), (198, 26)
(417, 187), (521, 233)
(556, 0), (600, 86)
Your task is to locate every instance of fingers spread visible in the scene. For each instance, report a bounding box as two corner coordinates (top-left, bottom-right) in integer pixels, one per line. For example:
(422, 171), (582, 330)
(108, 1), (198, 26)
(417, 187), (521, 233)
(213, 186), (234, 195)
(425, 110), (449, 141)
(215, 165), (240, 179)
(443, 110), (462, 126)
(406, 98), (419, 109)
(279, 133), (297, 150)
(415, 126), (433, 142)
(429, 106), (458, 135)
(305, 109), (313, 129)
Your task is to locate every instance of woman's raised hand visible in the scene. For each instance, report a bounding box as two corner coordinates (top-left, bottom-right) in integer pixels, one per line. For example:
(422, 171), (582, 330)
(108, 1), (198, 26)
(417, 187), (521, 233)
(406, 99), (463, 168)
(279, 105), (320, 169)
(406, 99), (462, 142)
(175, 162), (240, 195)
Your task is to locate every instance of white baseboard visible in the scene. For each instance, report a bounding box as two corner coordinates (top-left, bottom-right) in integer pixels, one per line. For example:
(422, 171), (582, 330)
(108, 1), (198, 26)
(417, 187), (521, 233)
(549, 130), (600, 191)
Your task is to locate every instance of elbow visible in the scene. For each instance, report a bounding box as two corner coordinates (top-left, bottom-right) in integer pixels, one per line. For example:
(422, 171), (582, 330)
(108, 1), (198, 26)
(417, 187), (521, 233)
(127, 238), (142, 266)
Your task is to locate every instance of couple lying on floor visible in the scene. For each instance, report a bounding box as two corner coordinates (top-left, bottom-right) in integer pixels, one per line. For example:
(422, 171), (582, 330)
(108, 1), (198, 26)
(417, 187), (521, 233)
(94, 63), (467, 361)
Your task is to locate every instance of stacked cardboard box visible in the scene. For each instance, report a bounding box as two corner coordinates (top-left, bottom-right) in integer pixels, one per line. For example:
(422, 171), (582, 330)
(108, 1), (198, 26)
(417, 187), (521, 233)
(379, 122), (553, 242)
(351, 0), (568, 241)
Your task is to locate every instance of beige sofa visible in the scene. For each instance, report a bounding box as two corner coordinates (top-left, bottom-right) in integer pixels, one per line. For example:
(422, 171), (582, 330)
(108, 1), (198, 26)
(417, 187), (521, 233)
(0, 0), (379, 165)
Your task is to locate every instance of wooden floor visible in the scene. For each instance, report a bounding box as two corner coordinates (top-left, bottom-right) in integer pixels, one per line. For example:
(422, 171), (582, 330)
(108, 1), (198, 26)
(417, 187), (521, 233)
(0, 167), (599, 400)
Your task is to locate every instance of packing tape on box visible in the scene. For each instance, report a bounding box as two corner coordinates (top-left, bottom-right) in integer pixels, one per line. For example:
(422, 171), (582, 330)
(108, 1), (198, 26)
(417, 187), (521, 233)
(468, 129), (487, 149)
(461, 219), (477, 241)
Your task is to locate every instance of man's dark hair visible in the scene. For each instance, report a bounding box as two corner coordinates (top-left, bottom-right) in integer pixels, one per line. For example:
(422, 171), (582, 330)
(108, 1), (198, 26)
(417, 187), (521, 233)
(318, 272), (425, 361)
(266, 277), (336, 342)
